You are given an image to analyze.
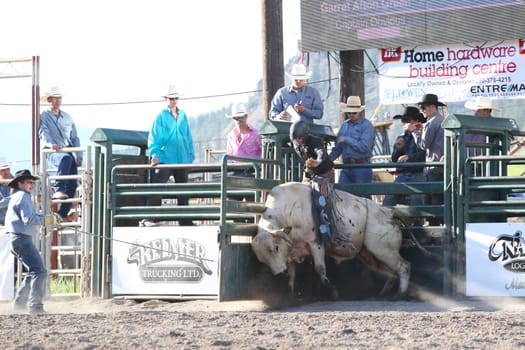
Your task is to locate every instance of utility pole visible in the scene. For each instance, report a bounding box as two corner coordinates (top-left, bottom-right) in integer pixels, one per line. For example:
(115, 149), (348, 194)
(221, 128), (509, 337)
(340, 50), (391, 155)
(339, 50), (364, 107)
(261, 0), (284, 121)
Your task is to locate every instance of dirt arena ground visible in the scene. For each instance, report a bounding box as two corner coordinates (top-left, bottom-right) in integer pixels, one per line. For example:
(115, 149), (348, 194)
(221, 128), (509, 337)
(2, 293), (525, 349)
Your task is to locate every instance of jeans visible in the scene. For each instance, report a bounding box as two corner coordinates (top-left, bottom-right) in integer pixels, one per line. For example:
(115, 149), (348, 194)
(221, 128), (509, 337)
(338, 166), (373, 198)
(48, 153), (78, 218)
(382, 172), (425, 207)
(425, 168), (444, 225)
(382, 172), (425, 226)
(338, 167), (373, 184)
(149, 167), (192, 225)
(9, 233), (47, 311)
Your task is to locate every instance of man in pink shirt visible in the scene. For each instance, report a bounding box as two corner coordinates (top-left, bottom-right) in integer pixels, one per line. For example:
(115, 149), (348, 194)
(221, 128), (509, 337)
(226, 103), (262, 176)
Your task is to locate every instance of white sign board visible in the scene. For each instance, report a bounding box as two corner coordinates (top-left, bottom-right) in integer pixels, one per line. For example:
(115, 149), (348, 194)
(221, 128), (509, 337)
(466, 222), (525, 296)
(112, 226), (219, 296)
(378, 39), (525, 104)
(0, 233), (14, 300)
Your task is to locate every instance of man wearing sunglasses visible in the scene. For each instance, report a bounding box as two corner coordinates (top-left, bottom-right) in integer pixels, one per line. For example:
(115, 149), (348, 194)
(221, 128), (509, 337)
(269, 64), (324, 124)
(408, 93), (446, 226)
(329, 96), (375, 192)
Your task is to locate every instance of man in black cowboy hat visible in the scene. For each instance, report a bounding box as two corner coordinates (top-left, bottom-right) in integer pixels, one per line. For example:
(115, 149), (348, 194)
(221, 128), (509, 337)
(408, 93), (446, 225)
(383, 107), (426, 225)
(4, 170), (58, 314)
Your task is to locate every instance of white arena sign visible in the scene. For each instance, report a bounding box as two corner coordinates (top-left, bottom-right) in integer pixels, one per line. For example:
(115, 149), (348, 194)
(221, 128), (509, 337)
(466, 223), (525, 296)
(378, 39), (525, 104)
(112, 226), (219, 297)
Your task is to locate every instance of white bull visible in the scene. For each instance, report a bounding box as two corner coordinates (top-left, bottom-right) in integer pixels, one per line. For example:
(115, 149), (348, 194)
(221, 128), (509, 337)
(251, 182), (411, 298)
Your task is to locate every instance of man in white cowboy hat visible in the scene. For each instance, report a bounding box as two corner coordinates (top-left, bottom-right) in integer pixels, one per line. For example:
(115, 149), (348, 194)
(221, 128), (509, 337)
(0, 157), (13, 226)
(39, 86), (82, 220)
(464, 96), (500, 146)
(464, 96), (500, 115)
(409, 93), (446, 225)
(225, 103), (262, 210)
(269, 63), (324, 124)
(329, 96), (375, 191)
(146, 84), (195, 226)
(226, 102), (262, 167)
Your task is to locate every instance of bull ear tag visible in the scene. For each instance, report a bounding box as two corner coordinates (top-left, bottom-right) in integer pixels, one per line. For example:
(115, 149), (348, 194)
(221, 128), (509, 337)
(318, 196), (326, 207)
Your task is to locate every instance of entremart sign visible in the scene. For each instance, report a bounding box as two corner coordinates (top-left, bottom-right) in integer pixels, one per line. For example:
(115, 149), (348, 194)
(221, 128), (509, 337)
(378, 39), (525, 104)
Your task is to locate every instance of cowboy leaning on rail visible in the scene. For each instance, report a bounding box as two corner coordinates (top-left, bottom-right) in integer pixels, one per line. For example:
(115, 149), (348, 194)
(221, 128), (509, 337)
(290, 121), (343, 244)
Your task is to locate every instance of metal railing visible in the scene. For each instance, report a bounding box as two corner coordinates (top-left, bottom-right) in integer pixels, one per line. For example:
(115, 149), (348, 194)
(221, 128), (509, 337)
(40, 146), (93, 297)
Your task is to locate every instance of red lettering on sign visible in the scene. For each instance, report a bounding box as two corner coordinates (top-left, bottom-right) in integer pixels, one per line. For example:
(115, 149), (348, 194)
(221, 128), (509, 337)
(519, 39), (525, 55)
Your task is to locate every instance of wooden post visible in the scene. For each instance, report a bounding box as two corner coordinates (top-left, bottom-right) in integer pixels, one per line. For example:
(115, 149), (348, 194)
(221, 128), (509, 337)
(339, 50), (365, 107)
(261, 0), (284, 121)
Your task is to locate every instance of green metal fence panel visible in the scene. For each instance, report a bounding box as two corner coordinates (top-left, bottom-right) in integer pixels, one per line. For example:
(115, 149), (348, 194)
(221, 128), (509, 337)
(443, 114), (525, 297)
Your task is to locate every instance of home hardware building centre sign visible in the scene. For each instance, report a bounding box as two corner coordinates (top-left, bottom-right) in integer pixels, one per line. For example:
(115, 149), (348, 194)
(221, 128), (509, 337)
(377, 39), (525, 104)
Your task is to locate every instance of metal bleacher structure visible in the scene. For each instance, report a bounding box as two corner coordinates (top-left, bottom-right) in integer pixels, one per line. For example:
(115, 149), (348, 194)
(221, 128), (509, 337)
(39, 115), (525, 300)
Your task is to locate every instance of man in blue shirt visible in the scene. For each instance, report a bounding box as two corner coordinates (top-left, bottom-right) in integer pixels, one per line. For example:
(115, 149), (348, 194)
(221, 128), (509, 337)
(269, 64), (324, 124)
(330, 96), (375, 187)
(5, 170), (58, 314)
(39, 86), (82, 220)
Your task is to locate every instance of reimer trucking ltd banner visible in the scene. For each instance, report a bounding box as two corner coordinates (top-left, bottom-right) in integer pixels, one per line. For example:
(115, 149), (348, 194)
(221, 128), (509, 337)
(112, 226), (219, 296)
(378, 39), (525, 104)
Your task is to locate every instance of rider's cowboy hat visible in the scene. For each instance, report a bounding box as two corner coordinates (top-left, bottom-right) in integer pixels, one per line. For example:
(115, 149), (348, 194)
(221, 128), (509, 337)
(464, 96), (500, 111)
(340, 96), (365, 113)
(40, 86), (63, 102)
(8, 169), (39, 188)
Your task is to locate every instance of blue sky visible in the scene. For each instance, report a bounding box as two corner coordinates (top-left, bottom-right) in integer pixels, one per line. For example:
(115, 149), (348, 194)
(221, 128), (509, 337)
(0, 0), (300, 131)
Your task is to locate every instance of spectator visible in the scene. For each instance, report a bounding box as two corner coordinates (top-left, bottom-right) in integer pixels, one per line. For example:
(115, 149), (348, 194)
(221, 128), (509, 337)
(382, 107), (426, 225)
(409, 93), (446, 225)
(464, 96), (500, 157)
(39, 86), (82, 220)
(226, 103), (262, 176)
(0, 157), (12, 226)
(330, 96), (375, 187)
(269, 63), (324, 124)
(147, 85), (195, 226)
(5, 170), (58, 314)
